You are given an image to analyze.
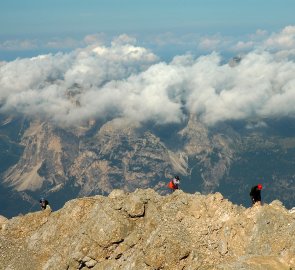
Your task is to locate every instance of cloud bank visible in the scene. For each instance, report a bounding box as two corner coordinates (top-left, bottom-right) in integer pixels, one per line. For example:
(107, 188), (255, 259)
(1, 28), (295, 127)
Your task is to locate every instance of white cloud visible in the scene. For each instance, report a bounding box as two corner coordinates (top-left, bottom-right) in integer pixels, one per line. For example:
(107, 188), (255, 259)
(84, 33), (106, 45)
(255, 29), (268, 37)
(45, 37), (80, 49)
(0, 39), (38, 51)
(233, 41), (254, 51)
(1, 31), (295, 127)
(198, 36), (222, 51)
(264, 25), (295, 49)
(111, 34), (137, 46)
(0, 37), (82, 52)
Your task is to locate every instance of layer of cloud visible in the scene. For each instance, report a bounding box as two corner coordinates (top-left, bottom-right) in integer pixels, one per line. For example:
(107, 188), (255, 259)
(0, 39), (38, 51)
(0, 37), (83, 52)
(1, 26), (294, 56)
(1, 29), (295, 127)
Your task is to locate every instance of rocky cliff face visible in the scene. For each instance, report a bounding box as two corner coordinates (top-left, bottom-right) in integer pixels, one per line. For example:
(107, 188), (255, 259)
(1, 115), (235, 214)
(1, 189), (295, 270)
(4, 120), (79, 192)
(2, 114), (295, 217)
(2, 116), (202, 198)
(68, 118), (178, 196)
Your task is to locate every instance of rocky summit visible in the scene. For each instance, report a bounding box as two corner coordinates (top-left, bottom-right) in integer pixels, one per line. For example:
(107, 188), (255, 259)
(1, 189), (295, 270)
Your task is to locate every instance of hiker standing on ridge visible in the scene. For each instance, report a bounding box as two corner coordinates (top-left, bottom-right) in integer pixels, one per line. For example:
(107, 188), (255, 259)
(168, 176), (180, 193)
(250, 184), (263, 206)
(39, 198), (50, 210)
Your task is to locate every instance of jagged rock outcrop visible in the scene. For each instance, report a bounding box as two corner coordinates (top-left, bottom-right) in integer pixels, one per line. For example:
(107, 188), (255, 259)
(1, 189), (295, 270)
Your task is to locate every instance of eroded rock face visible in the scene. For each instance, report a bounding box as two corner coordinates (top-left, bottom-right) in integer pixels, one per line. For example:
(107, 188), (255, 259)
(0, 189), (295, 270)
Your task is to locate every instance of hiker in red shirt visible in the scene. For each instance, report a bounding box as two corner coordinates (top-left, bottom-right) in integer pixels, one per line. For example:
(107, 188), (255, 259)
(168, 176), (180, 193)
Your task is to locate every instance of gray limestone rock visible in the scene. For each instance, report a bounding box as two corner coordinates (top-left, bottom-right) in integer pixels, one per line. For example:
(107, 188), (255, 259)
(0, 190), (295, 270)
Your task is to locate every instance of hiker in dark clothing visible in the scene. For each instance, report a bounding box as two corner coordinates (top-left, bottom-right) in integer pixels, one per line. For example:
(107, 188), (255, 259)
(250, 184), (262, 205)
(39, 198), (50, 210)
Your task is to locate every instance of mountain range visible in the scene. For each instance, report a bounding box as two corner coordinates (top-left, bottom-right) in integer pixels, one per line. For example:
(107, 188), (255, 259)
(1, 112), (295, 218)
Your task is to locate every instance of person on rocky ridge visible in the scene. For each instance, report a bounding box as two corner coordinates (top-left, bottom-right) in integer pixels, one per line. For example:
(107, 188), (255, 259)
(168, 176), (180, 193)
(249, 184), (263, 205)
(39, 198), (50, 210)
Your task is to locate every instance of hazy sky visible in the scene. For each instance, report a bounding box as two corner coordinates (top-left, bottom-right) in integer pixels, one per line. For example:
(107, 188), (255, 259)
(1, 0), (294, 35)
(1, 1), (295, 127)
(1, 0), (295, 59)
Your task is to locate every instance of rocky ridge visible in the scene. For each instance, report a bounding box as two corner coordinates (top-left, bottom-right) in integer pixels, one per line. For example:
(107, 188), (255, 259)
(0, 189), (295, 270)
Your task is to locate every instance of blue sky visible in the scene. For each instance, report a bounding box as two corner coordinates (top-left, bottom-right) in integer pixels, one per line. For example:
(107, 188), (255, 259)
(0, 0), (295, 60)
(1, 0), (295, 35)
